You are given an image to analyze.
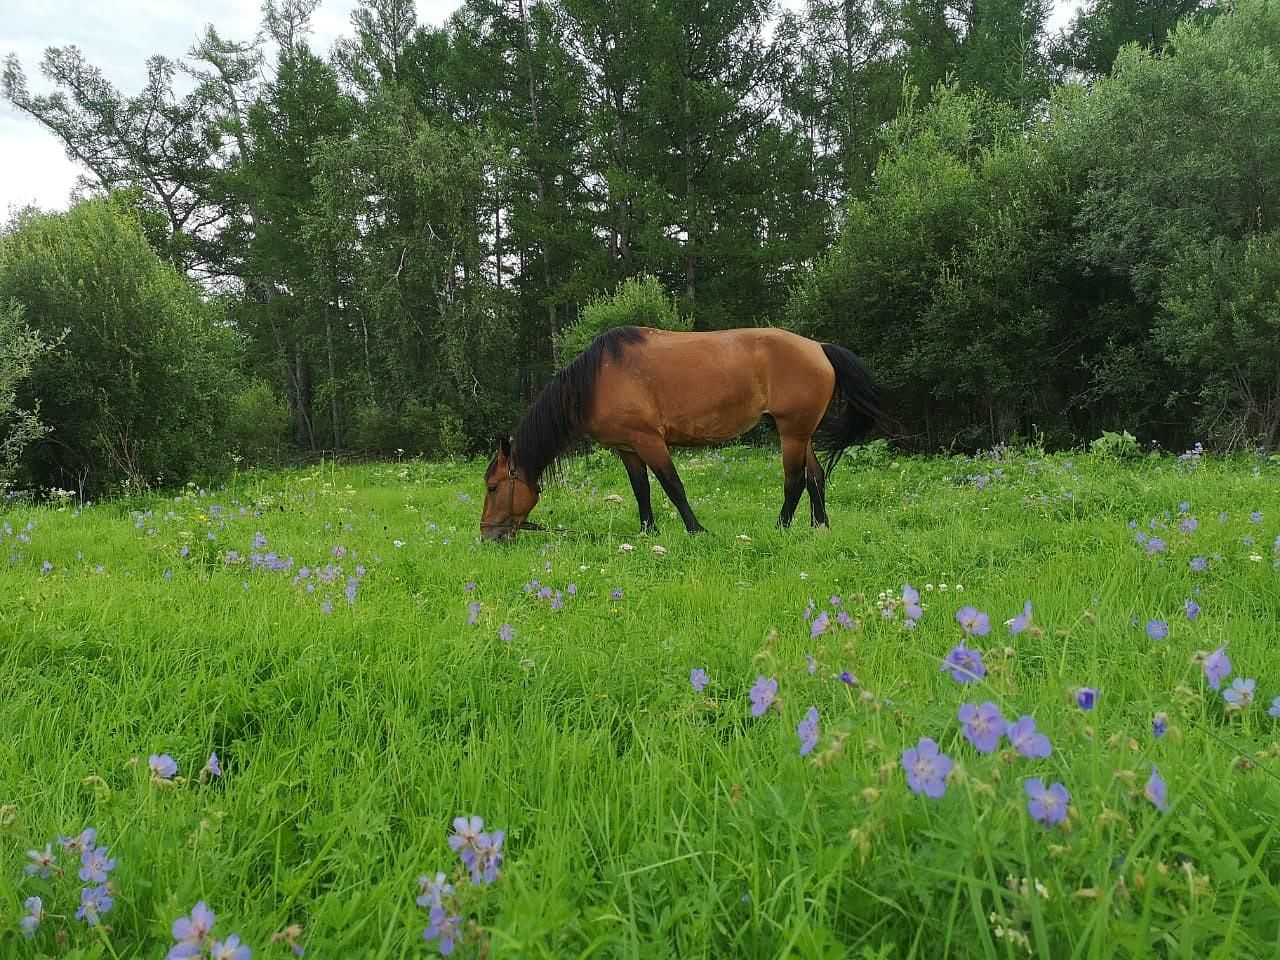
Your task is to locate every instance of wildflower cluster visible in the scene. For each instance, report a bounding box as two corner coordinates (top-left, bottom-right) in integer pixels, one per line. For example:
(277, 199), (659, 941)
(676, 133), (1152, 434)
(521, 577), (579, 612)
(3, 517), (35, 564)
(21, 827), (117, 941)
(288, 544), (366, 613)
(417, 816), (507, 956)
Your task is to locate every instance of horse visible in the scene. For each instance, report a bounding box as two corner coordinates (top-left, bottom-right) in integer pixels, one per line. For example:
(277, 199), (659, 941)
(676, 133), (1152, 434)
(479, 325), (883, 542)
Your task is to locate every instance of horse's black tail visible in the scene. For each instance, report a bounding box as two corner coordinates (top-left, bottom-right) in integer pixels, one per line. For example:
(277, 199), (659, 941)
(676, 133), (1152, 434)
(813, 343), (885, 474)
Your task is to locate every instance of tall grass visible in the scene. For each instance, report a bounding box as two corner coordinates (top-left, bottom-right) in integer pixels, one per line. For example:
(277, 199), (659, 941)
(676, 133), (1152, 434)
(2, 445), (1278, 958)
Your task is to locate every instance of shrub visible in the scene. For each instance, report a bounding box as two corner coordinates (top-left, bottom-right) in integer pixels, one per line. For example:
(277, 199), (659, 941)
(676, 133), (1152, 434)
(554, 276), (691, 368)
(224, 379), (291, 466)
(0, 195), (239, 494)
(0, 299), (61, 491)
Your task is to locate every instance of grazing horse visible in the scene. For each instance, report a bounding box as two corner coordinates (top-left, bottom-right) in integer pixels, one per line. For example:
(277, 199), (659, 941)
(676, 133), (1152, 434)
(479, 326), (882, 541)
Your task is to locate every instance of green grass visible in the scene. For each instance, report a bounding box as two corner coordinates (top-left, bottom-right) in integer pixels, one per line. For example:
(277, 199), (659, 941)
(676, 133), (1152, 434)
(2, 445), (1279, 958)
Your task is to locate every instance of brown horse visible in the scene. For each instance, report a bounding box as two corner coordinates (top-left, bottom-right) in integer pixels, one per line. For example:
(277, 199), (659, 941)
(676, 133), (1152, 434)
(479, 326), (883, 541)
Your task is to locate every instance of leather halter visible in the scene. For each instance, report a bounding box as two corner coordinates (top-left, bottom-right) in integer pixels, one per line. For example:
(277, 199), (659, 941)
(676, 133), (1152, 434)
(480, 460), (539, 535)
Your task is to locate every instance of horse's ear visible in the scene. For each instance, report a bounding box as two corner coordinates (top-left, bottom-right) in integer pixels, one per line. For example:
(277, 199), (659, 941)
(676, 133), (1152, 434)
(499, 436), (511, 460)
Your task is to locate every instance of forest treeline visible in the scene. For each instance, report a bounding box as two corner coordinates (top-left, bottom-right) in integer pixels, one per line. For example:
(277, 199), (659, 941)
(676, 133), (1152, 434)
(2, 0), (1278, 496)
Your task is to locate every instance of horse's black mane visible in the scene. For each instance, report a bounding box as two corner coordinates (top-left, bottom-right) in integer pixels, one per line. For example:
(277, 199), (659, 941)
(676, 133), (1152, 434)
(511, 325), (647, 483)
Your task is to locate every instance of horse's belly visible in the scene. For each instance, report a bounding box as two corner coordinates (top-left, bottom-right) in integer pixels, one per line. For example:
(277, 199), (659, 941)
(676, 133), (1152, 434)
(663, 409), (763, 446)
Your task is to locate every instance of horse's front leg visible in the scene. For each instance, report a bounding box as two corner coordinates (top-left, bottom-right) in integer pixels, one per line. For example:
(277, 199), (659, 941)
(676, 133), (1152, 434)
(618, 450), (657, 532)
(633, 438), (706, 534)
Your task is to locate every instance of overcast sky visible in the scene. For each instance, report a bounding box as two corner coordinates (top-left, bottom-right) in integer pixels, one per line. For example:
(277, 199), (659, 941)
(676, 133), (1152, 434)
(2, 0), (1082, 219)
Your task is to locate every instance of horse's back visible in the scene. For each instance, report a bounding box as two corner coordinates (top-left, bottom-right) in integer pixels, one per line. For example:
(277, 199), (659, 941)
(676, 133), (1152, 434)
(585, 327), (834, 447)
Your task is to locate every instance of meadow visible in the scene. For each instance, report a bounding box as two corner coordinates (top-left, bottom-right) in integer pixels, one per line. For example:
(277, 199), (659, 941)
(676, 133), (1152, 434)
(1, 442), (1278, 959)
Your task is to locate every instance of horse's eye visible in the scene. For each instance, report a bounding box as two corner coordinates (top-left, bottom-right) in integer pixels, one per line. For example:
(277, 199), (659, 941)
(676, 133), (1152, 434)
(486, 484), (497, 495)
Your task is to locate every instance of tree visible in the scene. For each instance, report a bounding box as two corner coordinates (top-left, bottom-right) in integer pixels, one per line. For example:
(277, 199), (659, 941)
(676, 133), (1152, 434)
(2, 37), (261, 282)
(1070, 0), (1280, 445)
(1051, 0), (1216, 78)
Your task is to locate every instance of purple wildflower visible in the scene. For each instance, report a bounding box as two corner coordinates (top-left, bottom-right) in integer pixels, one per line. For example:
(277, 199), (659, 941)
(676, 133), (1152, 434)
(1190, 555), (1207, 572)
(344, 577), (358, 605)
(24, 843), (56, 878)
(838, 670), (857, 685)
(1223, 677), (1256, 709)
(210, 935), (252, 960)
(1075, 687), (1099, 711)
(464, 581), (476, 592)
(610, 588), (624, 601)
(40, 560), (52, 575)
(956, 606), (991, 636)
(1184, 598), (1200, 622)
(79, 844), (116, 883)
(802, 598), (815, 621)
(1153, 713), (1168, 738)
(499, 623), (515, 643)
(941, 644), (986, 684)
(1007, 600), (1033, 636)
(466, 601), (481, 625)
(320, 597), (333, 615)
(204, 752), (222, 777)
(902, 737), (953, 798)
(424, 905), (462, 956)
(20, 896), (42, 938)
(1145, 765), (1169, 812)
(1179, 517), (1198, 534)
(809, 611), (830, 639)
(417, 872), (454, 911)
(1250, 511), (1263, 524)
(332, 544), (347, 557)
(170, 901), (216, 958)
(472, 829), (504, 885)
(449, 815), (483, 861)
(1269, 696), (1280, 718)
(1025, 778), (1069, 827)
(1145, 619), (1169, 641)
(797, 706), (820, 756)
(958, 701), (1005, 754)
(1203, 645), (1231, 690)
(58, 827), (95, 855)
(902, 584), (923, 621)
(804, 653), (818, 675)
(750, 676), (778, 717)
(1007, 715), (1052, 759)
(836, 610), (854, 629)
(76, 885), (113, 925)
(253, 531), (267, 549)
(690, 667), (709, 692)
(1145, 537), (1167, 554)
(150, 753), (178, 780)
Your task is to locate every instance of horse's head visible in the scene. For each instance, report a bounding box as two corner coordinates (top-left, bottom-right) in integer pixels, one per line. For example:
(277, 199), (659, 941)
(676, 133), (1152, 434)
(480, 437), (540, 542)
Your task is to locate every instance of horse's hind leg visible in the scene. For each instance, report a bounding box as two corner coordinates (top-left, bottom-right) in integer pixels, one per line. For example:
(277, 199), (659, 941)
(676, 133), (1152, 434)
(633, 438), (706, 533)
(805, 443), (829, 528)
(778, 434), (808, 528)
(618, 450), (657, 532)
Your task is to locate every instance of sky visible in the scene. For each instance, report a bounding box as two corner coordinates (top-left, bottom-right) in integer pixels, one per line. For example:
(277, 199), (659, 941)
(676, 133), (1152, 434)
(1, 0), (1083, 219)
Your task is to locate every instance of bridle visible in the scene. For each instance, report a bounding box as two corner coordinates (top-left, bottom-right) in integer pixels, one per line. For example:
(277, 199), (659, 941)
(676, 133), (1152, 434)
(480, 460), (541, 536)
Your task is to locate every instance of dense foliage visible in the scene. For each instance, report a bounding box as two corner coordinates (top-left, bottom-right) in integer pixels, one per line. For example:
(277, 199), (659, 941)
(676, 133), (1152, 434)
(0, 197), (237, 495)
(2, 0), (1277, 491)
